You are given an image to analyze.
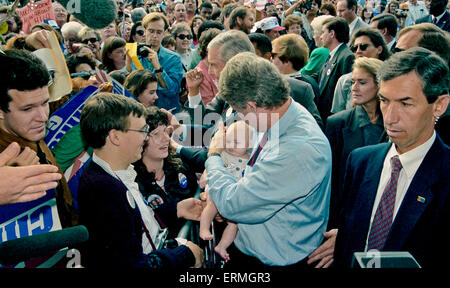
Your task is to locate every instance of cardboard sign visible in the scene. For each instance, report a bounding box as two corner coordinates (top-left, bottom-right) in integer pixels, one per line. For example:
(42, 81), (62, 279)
(18, 0), (55, 34)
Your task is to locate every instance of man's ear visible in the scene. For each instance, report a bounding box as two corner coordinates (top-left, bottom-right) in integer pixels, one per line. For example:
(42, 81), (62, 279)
(263, 52), (272, 61)
(107, 129), (121, 146)
(236, 16), (243, 26)
(0, 109), (6, 120)
(433, 94), (450, 119)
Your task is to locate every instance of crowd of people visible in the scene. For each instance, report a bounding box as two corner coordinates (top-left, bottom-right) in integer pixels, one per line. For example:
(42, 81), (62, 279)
(0, 0), (449, 269)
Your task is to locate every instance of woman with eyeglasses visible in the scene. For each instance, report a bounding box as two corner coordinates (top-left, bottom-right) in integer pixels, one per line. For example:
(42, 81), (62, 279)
(325, 57), (387, 229)
(128, 21), (146, 43)
(134, 107), (199, 237)
(331, 27), (390, 114)
(171, 22), (195, 72)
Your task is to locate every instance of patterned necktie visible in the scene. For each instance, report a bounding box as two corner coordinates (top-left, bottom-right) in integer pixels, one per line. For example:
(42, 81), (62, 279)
(367, 155), (403, 251)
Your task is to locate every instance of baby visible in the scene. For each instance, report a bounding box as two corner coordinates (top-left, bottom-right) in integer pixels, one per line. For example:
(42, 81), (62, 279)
(199, 121), (254, 261)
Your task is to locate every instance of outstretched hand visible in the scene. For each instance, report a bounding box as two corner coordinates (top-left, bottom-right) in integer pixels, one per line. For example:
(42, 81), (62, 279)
(177, 197), (204, 221)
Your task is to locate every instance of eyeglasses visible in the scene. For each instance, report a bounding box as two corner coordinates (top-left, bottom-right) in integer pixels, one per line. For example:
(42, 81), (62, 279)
(127, 127), (151, 139)
(276, 7), (283, 11)
(148, 126), (174, 141)
(136, 30), (145, 36)
(176, 34), (193, 40)
(81, 37), (99, 44)
(350, 43), (373, 53)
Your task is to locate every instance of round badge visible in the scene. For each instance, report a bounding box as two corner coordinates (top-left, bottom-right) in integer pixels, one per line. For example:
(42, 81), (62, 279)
(178, 173), (188, 189)
(147, 194), (164, 209)
(126, 191), (136, 209)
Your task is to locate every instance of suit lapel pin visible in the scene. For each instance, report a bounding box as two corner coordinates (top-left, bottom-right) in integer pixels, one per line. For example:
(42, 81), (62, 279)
(417, 196), (426, 203)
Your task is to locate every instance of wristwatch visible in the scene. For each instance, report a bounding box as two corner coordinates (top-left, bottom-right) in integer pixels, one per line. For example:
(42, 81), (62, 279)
(154, 67), (163, 73)
(207, 152), (221, 158)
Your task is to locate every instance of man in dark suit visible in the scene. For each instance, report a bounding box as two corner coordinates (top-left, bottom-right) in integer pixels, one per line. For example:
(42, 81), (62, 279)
(371, 13), (399, 54)
(416, 0), (450, 32)
(317, 17), (355, 123)
(308, 48), (449, 268)
(336, 0), (370, 38)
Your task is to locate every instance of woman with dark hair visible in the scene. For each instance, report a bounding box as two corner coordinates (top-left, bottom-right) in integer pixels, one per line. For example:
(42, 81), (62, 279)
(134, 107), (199, 237)
(128, 21), (146, 43)
(331, 27), (390, 114)
(189, 15), (206, 47)
(325, 57), (386, 229)
(320, 2), (337, 16)
(361, 6), (374, 24)
(124, 69), (159, 107)
(100, 36), (127, 73)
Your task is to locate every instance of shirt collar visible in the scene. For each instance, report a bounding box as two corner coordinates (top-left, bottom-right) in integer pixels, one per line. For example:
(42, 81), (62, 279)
(349, 17), (358, 32)
(387, 39), (396, 50)
(385, 131), (436, 179)
(266, 98), (295, 142)
(355, 105), (383, 128)
(329, 43), (344, 61)
(92, 153), (137, 182)
(434, 11), (446, 23)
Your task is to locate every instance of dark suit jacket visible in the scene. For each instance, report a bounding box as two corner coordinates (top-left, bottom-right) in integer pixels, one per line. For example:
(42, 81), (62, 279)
(318, 44), (355, 123)
(78, 161), (194, 268)
(416, 11), (450, 32)
(325, 106), (386, 229)
(334, 135), (450, 268)
(286, 77), (324, 130)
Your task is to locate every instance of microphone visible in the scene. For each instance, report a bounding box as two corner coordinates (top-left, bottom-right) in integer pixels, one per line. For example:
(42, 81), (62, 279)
(56, 0), (118, 29)
(0, 225), (89, 266)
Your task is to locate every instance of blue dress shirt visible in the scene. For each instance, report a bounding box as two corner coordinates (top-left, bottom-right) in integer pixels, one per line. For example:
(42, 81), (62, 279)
(134, 45), (184, 113)
(205, 99), (332, 265)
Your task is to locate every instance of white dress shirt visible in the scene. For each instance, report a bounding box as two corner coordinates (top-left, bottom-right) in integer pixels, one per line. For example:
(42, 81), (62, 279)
(92, 153), (167, 253)
(364, 131), (436, 250)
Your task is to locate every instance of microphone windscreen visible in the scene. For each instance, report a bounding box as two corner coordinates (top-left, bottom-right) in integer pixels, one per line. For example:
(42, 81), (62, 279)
(0, 225), (89, 266)
(56, 0), (118, 29)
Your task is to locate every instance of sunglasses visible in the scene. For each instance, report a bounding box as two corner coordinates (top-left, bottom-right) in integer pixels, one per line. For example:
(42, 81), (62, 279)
(350, 43), (373, 53)
(177, 34), (193, 40)
(136, 30), (145, 36)
(82, 37), (99, 44)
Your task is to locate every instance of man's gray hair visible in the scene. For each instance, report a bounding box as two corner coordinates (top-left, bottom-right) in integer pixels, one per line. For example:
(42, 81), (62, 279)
(61, 21), (84, 38)
(377, 47), (449, 104)
(131, 7), (147, 23)
(207, 30), (255, 63)
(217, 52), (290, 110)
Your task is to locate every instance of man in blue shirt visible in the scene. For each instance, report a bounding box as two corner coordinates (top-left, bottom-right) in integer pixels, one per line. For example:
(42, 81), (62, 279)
(136, 12), (184, 113)
(205, 52), (332, 267)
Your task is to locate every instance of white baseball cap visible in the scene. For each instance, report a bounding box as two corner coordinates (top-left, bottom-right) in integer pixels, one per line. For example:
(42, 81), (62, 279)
(260, 17), (285, 31)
